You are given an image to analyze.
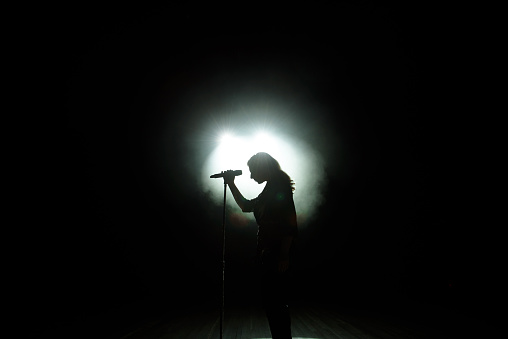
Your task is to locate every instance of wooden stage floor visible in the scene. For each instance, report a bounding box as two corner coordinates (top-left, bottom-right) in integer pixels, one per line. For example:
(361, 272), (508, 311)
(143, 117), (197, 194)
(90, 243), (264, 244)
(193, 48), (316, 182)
(38, 297), (500, 338)
(115, 302), (497, 339)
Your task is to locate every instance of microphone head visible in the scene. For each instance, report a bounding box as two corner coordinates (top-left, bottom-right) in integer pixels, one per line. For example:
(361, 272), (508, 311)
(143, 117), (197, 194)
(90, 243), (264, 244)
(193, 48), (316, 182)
(210, 170), (242, 178)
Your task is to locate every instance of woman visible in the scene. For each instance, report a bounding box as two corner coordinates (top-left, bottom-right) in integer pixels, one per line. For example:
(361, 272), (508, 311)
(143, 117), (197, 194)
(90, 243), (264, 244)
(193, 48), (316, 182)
(224, 152), (297, 339)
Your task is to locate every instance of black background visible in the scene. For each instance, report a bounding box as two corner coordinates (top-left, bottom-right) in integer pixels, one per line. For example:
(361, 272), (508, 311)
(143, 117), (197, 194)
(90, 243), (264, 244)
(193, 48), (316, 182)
(17, 2), (497, 337)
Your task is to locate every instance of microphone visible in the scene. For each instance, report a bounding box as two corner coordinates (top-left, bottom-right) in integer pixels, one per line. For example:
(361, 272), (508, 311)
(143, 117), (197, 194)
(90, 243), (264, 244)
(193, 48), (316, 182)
(210, 170), (242, 179)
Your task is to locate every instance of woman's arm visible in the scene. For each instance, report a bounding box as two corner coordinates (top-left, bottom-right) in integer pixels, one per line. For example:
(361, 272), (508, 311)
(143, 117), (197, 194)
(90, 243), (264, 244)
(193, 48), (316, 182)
(224, 176), (249, 212)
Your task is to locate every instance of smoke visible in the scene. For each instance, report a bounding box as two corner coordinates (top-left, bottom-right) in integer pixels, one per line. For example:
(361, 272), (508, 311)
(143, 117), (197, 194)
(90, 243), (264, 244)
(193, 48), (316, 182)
(202, 130), (328, 227)
(157, 64), (344, 228)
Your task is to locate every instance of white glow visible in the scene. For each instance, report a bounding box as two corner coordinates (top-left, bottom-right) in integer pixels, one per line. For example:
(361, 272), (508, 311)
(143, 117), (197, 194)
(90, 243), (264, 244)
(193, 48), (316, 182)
(203, 130), (327, 227)
(219, 132), (235, 145)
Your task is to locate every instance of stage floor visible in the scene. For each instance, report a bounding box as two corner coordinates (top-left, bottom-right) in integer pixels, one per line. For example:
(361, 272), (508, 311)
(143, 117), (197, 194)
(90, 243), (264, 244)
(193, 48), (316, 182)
(37, 298), (500, 338)
(116, 303), (490, 339)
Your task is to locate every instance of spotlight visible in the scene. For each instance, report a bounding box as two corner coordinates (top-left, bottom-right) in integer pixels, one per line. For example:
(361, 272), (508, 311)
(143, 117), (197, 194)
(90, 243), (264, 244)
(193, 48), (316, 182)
(203, 126), (327, 227)
(219, 132), (234, 145)
(252, 131), (272, 152)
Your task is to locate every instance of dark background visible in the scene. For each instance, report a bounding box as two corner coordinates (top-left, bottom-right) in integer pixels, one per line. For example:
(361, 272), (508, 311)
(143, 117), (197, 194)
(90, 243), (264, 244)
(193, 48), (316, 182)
(19, 2), (497, 337)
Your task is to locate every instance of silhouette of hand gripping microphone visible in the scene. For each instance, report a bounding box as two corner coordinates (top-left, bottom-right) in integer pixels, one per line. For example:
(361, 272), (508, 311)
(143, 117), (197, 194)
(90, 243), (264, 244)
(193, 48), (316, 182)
(210, 170), (242, 184)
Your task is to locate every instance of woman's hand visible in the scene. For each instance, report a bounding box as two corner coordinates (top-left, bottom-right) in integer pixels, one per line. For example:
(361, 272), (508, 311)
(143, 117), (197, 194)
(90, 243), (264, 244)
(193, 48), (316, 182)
(223, 171), (236, 186)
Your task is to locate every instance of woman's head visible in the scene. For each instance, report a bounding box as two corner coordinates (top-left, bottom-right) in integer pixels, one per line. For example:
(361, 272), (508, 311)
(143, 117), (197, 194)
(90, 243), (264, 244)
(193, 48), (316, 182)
(247, 152), (295, 191)
(247, 152), (280, 183)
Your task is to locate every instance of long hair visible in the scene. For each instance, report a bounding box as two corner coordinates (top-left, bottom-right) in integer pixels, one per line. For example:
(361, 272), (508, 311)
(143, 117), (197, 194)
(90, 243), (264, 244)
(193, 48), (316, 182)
(247, 152), (295, 192)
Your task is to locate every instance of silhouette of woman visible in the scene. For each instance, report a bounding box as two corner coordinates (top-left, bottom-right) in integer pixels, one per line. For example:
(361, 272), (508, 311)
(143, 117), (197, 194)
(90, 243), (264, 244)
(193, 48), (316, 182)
(224, 152), (297, 339)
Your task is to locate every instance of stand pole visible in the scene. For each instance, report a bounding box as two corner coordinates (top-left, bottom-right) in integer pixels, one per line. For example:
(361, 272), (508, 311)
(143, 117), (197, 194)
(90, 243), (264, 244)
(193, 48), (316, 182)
(220, 182), (226, 339)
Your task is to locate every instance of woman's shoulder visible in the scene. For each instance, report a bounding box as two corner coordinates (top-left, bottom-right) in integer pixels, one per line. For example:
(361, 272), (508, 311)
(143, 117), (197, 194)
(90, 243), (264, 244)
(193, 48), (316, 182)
(269, 173), (292, 191)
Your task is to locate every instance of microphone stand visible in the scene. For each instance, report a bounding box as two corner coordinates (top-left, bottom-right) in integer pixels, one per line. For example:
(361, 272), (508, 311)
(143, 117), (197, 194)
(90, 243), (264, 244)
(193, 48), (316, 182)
(220, 181), (226, 339)
(210, 170), (241, 338)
